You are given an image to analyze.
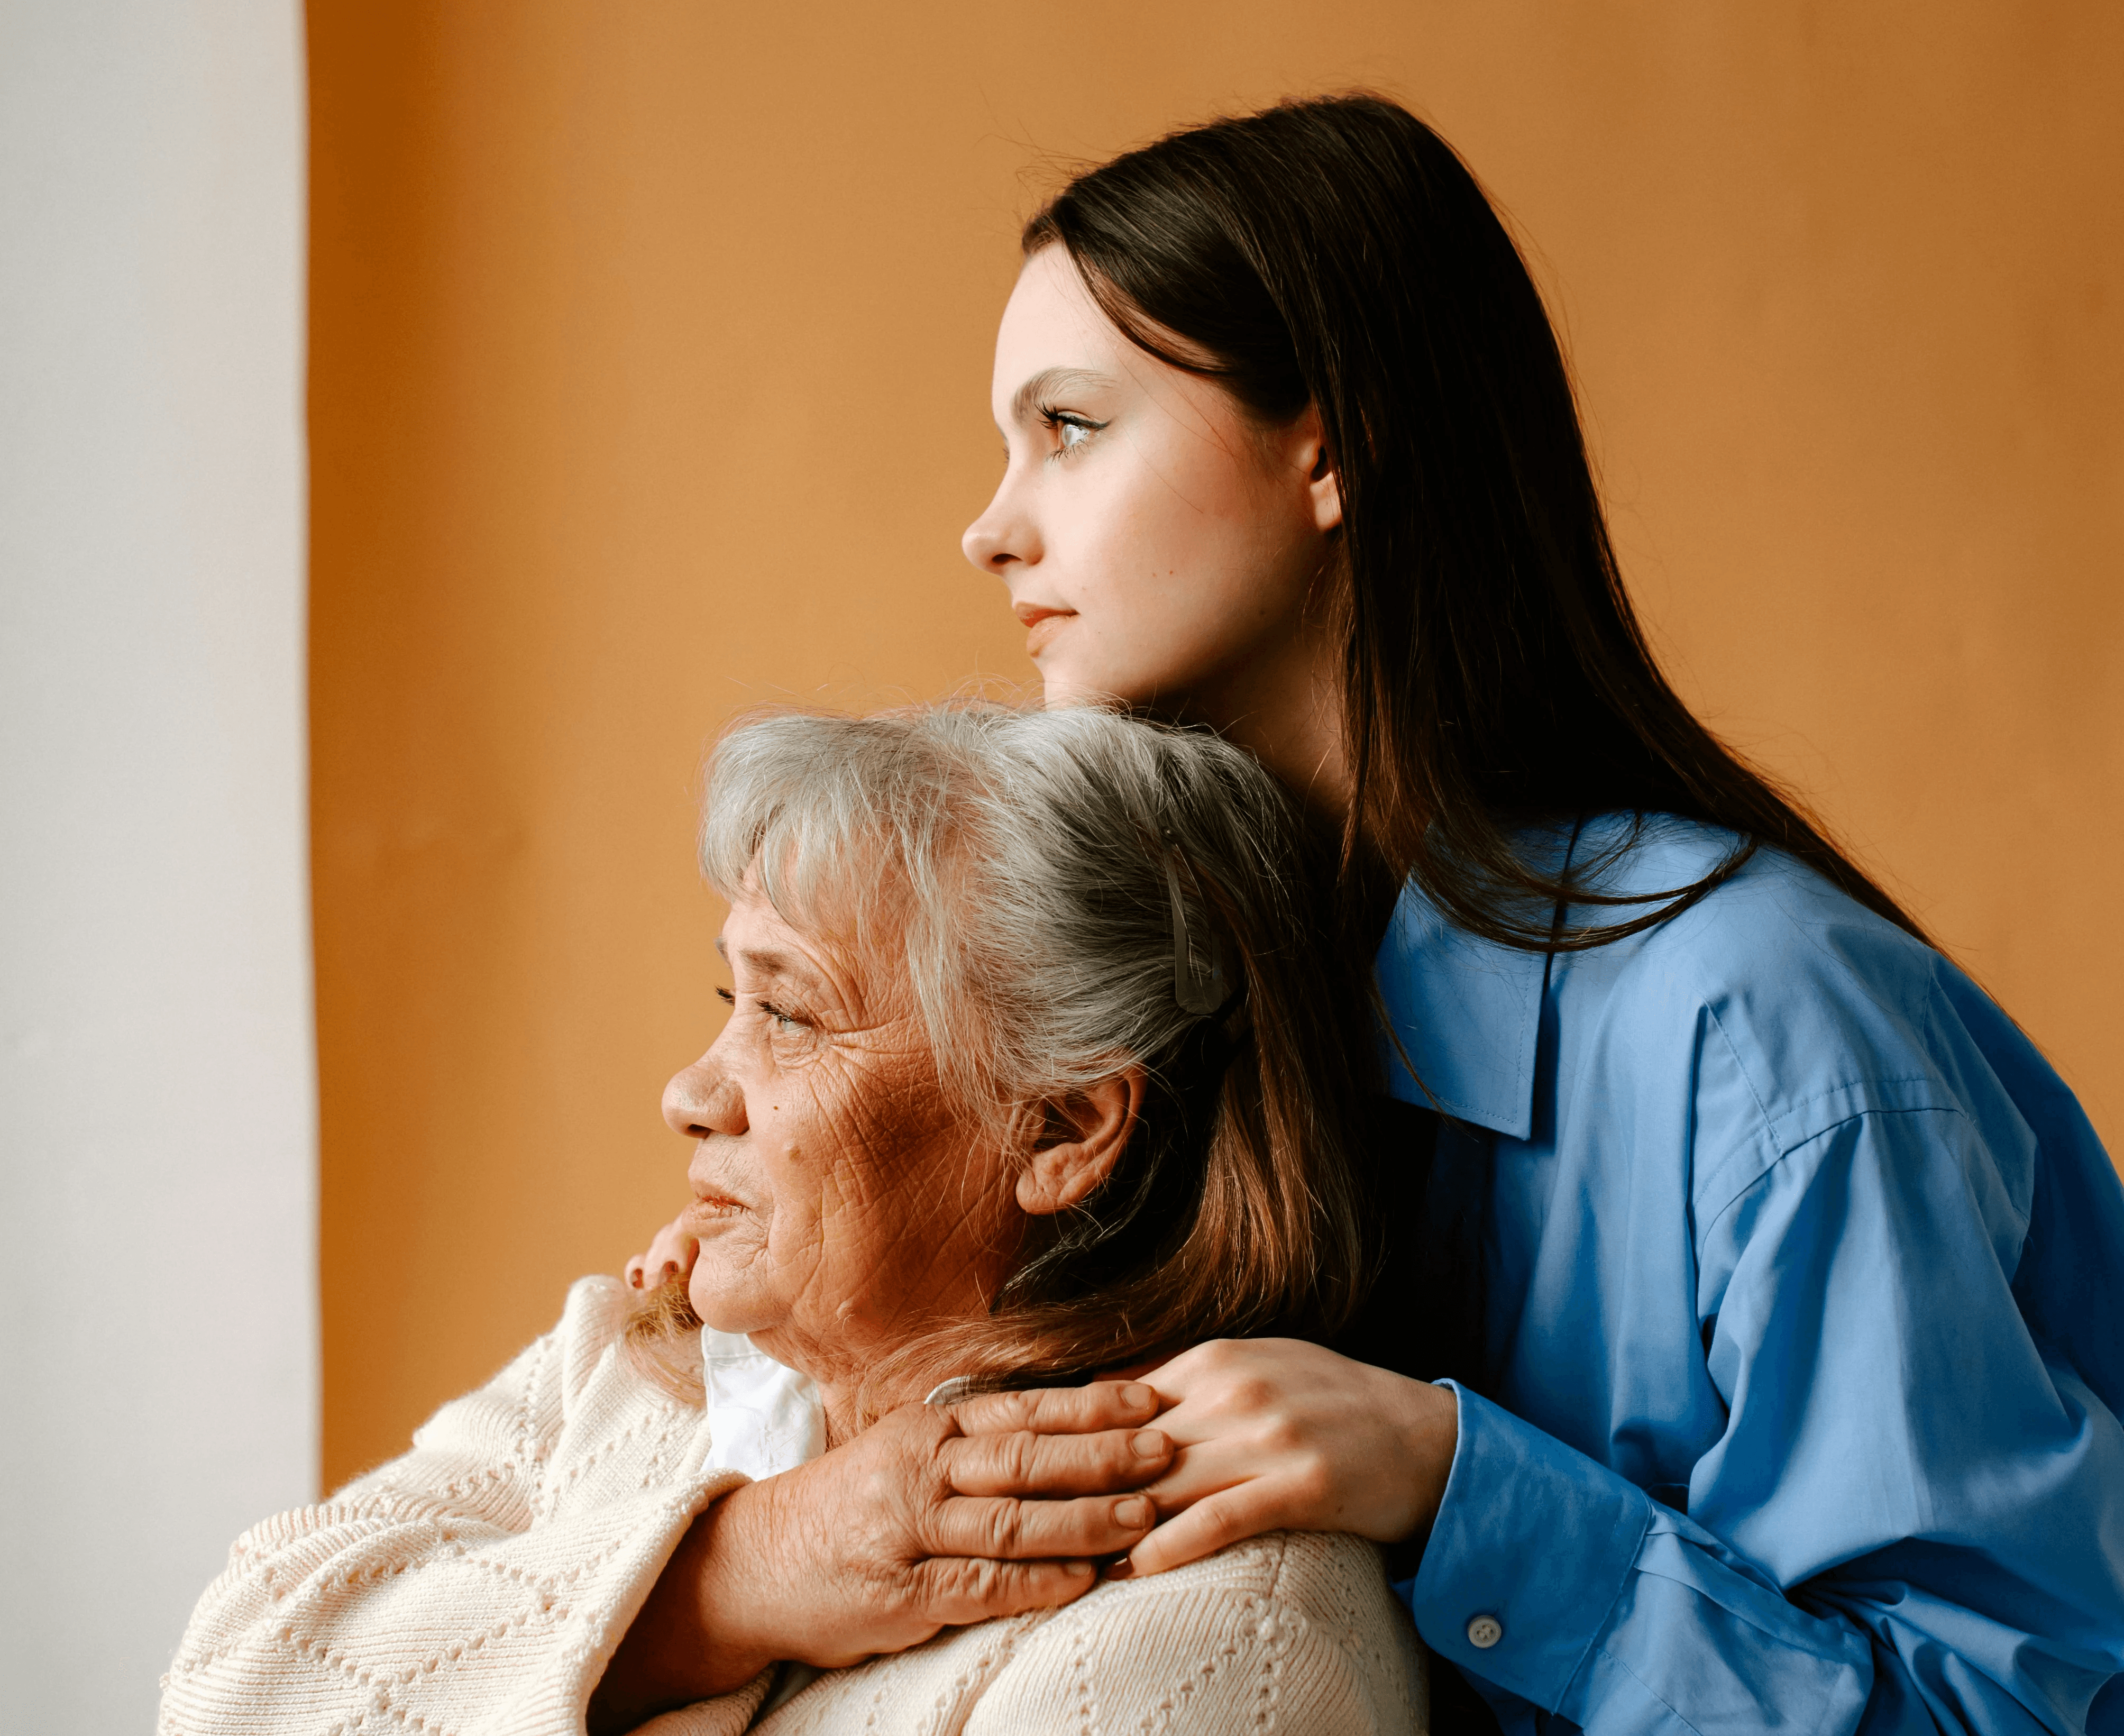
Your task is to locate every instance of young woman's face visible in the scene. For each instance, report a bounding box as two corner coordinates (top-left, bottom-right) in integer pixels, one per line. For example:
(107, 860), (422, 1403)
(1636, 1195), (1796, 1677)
(962, 246), (1340, 721)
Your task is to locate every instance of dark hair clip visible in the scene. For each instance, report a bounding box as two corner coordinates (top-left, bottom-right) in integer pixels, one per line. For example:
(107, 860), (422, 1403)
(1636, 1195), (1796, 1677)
(1162, 835), (1233, 1016)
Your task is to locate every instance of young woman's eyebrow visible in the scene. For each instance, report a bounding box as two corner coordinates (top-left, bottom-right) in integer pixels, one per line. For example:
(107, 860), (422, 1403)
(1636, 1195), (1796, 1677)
(1006, 366), (1118, 425)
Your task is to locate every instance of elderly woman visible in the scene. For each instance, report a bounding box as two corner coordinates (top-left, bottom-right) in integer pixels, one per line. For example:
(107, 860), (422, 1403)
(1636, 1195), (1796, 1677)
(161, 703), (1429, 1735)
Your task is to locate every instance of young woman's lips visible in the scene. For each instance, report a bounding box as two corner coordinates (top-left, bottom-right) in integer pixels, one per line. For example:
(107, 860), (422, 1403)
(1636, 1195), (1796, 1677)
(1014, 604), (1075, 659)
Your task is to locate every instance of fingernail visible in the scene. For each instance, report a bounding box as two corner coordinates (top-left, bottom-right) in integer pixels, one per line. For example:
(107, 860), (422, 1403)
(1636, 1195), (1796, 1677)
(1104, 1556), (1137, 1580)
(1120, 1382), (1156, 1412)
(1130, 1429), (1168, 1458)
(1064, 1559), (1094, 1579)
(1115, 1496), (1153, 1528)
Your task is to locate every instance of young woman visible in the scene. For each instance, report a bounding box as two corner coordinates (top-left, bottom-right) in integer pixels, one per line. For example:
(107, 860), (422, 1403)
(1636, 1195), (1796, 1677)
(630, 96), (2124, 1733)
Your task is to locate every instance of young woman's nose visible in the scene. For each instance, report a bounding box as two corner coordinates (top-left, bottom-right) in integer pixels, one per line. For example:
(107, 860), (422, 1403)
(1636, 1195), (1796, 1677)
(961, 472), (1042, 577)
(661, 1054), (747, 1138)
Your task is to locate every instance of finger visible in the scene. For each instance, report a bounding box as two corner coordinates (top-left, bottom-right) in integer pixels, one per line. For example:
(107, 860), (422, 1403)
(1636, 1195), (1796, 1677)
(1132, 1338), (1320, 1413)
(651, 1227), (699, 1274)
(942, 1426), (1172, 1498)
(947, 1380), (1161, 1438)
(909, 1556), (1098, 1628)
(1125, 1337), (1246, 1399)
(926, 1492), (1158, 1561)
(1118, 1482), (1293, 1578)
(1134, 1436), (1292, 1514)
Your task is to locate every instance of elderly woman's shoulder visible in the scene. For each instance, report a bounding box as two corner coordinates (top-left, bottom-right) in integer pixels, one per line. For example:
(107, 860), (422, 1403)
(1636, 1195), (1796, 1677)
(554, 1271), (646, 1365)
(483, 1273), (677, 1396)
(556, 1270), (639, 1341)
(537, 1272), (709, 1429)
(1009, 1532), (1429, 1733)
(356, 1275), (691, 1499)
(758, 1530), (1428, 1735)
(348, 1274), (700, 1503)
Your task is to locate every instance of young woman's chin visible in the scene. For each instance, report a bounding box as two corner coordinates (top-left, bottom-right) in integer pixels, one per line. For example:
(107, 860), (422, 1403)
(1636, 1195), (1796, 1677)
(1031, 626), (1230, 716)
(1032, 640), (1146, 710)
(1037, 661), (1129, 710)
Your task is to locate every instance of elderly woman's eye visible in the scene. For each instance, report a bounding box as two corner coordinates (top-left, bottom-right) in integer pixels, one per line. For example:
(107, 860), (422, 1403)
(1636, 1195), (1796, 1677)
(716, 984), (802, 1034)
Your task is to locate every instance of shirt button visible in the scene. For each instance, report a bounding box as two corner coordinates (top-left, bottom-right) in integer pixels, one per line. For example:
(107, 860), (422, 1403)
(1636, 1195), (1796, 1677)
(1466, 1614), (1504, 1649)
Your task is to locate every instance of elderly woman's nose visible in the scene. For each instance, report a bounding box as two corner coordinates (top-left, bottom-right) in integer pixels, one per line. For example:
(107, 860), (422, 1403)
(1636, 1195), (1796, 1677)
(661, 1055), (746, 1138)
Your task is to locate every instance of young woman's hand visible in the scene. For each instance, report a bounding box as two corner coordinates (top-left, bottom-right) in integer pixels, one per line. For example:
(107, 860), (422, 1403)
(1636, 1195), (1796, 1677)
(622, 1214), (698, 1291)
(1096, 1339), (1459, 1577)
(590, 1382), (1175, 1730)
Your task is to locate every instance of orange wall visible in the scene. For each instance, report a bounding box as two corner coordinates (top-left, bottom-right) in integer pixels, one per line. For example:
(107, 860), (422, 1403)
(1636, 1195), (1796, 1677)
(309, 2), (2124, 1487)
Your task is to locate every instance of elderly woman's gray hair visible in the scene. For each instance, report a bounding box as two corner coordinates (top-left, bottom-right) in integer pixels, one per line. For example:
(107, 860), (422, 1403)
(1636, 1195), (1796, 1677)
(643, 700), (1381, 1406)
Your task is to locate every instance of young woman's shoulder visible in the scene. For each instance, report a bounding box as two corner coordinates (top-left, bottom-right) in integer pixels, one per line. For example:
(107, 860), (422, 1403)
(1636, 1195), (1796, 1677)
(1585, 813), (2012, 1110)
(1578, 815), (2117, 1259)
(1377, 813), (2018, 1162)
(1590, 812), (1937, 1008)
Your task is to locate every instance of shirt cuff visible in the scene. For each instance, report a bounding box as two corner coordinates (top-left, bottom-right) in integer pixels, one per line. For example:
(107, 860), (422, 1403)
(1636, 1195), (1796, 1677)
(1399, 1383), (1653, 1712)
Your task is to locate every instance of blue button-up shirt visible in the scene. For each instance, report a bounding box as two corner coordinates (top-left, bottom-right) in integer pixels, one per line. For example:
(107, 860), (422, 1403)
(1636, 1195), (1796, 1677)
(1376, 815), (2124, 1733)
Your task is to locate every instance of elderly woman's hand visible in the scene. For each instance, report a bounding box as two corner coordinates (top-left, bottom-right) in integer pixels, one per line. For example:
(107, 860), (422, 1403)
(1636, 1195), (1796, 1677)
(958, 1339), (1460, 1581)
(592, 1381), (1174, 1729)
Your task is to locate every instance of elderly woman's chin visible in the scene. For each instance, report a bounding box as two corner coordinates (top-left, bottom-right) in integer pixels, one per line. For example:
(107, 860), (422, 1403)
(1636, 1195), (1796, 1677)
(684, 1253), (768, 1339)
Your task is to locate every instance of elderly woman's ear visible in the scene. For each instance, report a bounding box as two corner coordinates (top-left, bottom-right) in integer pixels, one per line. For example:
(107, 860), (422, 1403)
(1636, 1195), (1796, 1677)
(1013, 1071), (1145, 1216)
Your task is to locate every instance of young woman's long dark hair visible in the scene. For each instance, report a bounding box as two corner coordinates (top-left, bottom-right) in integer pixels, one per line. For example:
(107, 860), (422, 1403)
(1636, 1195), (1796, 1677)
(1025, 94), (1929, 955)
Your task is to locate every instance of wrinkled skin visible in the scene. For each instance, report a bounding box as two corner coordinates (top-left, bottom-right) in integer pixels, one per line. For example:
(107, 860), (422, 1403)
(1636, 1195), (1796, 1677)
(594, 884), (1157, 1730)
(654, 881), (1137, 1435)
(594, 1384), (1173, 1723)
(660, 887), (1014, 1428)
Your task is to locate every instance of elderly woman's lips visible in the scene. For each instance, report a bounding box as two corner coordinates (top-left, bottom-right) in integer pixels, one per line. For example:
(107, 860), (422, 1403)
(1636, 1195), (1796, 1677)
(679, 1194), (747, 1232)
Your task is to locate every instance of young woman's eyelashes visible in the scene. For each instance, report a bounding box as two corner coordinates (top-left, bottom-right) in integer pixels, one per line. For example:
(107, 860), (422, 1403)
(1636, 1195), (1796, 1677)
(1037, 403), (1108, 460)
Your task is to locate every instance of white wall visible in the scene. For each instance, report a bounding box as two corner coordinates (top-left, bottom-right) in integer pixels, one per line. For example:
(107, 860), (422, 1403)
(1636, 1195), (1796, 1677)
(0, 3), (314, 1725)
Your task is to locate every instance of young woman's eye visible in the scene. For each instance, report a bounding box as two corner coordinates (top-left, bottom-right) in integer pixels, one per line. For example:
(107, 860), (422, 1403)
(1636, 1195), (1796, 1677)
(1038, 405), (1106, 459)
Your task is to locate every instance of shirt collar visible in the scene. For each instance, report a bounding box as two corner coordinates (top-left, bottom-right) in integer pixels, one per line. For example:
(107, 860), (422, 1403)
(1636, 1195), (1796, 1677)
(1374, 885), (1550, 1139)
(700, 1328), (826, 1480)
(1372, 818), (1591, 1140)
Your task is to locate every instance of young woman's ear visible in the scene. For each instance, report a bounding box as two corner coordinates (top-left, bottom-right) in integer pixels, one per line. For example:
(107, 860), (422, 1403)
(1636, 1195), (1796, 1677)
(1293, 403), (1342, 533)
(1015, 1071), (1145, 1216)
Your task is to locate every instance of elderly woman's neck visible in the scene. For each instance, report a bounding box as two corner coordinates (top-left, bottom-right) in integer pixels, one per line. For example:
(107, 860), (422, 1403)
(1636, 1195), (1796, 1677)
(818, 1382), (955, 1451)
(772, 1346), (934, 1449)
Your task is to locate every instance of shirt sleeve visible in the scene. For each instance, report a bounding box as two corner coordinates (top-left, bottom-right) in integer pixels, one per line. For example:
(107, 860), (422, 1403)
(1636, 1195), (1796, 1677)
(1400, 1108), (2124, 1735)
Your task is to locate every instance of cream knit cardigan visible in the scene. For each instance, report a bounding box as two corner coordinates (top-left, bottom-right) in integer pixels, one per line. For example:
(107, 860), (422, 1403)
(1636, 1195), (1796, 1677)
(162, 1277), (1430, 1735)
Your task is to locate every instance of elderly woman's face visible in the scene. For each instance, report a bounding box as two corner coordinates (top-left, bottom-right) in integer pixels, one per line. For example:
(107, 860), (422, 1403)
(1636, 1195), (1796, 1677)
(661, 884), (1020, 1388)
